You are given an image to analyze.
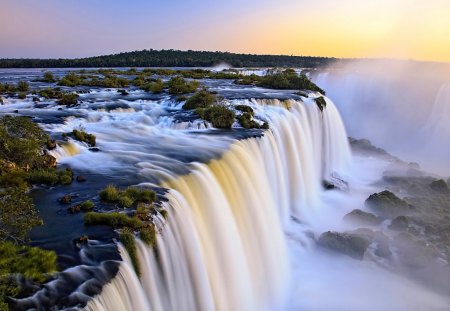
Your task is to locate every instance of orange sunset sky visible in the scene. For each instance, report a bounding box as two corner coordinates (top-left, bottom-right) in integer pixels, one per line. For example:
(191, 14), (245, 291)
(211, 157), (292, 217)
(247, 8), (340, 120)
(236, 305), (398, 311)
(0, 0), (449, 62)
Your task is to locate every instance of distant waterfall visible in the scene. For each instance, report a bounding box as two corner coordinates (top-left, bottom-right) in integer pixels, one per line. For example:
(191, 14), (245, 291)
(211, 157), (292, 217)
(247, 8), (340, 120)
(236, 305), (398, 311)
(84, 98), (351, 311)
(314, 63), (450, 175)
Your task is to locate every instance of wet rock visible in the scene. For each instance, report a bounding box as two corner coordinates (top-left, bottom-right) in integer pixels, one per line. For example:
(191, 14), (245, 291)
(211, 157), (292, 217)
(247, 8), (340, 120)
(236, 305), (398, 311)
(318, 231), (371, 260)
(75, 235), (89, 245)
(13, 109), (19, 113)
(76, 175), (87, 183)
(429, 179), (450, 194)
(343, 209), (381, 226)
(393, 233), (438, 268)
(89, 147), (100, 152)
(365, 190), (411, 218)
(46, 139), (57, 150)
(322, 180), (335, 190)
(41, 154), (57, 168)
(0, 96), (4, 104)
(389, 216), (410, 231)
(118, 89), (129, 96)
(32, 96), (40, 102)
(68, 205), (80, 214)
(375, 241), (392, 258)
(59, 195), (72, 204)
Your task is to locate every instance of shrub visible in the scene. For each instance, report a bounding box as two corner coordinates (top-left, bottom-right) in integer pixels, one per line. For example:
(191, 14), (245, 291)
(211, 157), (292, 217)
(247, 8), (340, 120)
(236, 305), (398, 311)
(237, 112), (260, 129)
(0, 187), (43, 242)
(100, 185), (156, 208)
(58, 73), (84, 87)
(39, 88), (62, 99)
(79, 200), (95, 211)
(117, 195), (134, 208)
(28, 169), (59, 185)
(139, 226), (156, 247)
(17, 81), (29, 92)
(57, 93), (79, 106)
(119, 229), (140, 277)
(42, 72), (55, 83)
(72, 129), (96, 146)
(183, 90), (216, 110)
(315, 96), (327, 111)
(84, 212), (143, 229)
(0, 169), (28, 188)
(235, 105), (254, 115)
(0, 115), (49, 169)
(147, 79), (164, 93)
(18, 92), (26, 99)
(99, 184), (119, 202)
(197, 106), (235, 129)
(168, 77), (199, 95)
(57, 169), (73, 185)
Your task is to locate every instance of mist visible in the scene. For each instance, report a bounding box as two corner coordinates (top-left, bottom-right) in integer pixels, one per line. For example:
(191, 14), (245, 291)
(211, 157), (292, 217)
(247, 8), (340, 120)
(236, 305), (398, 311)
(314, 60), (450, 176)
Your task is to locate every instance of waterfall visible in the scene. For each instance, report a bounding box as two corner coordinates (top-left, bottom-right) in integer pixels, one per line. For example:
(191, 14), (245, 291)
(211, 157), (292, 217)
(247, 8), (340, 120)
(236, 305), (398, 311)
(314, 61), (450, 175)
(84, 98), (351, 311)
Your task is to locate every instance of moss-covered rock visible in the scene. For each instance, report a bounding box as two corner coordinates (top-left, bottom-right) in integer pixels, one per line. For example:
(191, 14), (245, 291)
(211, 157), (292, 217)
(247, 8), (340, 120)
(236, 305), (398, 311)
(318, 231), (371, 260)
(429, 179), (450, 194)
(343, 209), (381, 226)
(365, 190), (411, 218)
(197, 105), (235, 129)
(389, 215), (410, 231)
(315, 96), (327, 111)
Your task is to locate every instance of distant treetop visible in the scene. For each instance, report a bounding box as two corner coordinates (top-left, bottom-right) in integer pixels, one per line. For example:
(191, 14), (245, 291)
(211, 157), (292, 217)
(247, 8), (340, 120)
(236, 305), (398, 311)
(0, 49), (338, 68)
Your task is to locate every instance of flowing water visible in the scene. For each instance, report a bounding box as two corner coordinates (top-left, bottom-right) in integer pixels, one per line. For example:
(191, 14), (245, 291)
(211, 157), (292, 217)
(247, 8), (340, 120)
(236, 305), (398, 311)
(2, 66), (450, 310)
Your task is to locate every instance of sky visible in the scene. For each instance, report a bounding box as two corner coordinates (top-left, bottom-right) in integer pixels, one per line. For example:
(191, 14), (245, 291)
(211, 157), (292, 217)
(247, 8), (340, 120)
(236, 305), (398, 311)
(0, 0), (449, 62)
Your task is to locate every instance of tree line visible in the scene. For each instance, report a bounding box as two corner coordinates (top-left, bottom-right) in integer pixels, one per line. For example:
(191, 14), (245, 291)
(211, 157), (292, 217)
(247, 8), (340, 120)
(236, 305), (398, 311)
(0, 49), (337, 68)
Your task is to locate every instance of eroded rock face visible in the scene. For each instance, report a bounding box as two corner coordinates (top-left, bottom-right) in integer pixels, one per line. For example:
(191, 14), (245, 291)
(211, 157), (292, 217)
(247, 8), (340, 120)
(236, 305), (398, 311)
(365, 190), (412, 218)
(318, 231), (371, 260)
(343, 209), (381, 226)
(429, 179), (450, 194)
(389, 216), (410, 231)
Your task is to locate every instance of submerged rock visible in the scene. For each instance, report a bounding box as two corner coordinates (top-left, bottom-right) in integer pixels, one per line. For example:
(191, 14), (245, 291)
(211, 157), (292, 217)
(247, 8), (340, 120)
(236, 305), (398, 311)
(343, 209), (381, 226)
(76, 175), (87, 183)
(318, 231), (371, 260)
(365, 190), (412, 218)
(59, 195), (72, 204)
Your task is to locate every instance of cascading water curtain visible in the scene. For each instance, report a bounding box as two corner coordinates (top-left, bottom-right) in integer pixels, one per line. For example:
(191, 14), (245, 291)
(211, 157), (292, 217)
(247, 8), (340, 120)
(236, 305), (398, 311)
(85, 98), (351, 311)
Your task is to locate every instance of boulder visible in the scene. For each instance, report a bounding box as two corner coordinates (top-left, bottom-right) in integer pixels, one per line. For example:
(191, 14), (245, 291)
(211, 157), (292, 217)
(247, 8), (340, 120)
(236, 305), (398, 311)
(59, 195), (72, 204)
(41, 154), (57, 168)
(46, 139), (57, 150)
(389, 216), (410, 231)
(365, 190), (411, 218)
(75, 235), (89, 245)
(32, 97), (40, 102)
(318, 231), (371, 260)
(343, 209), (381, 226)
(429, 179), (450, 194)
(76, 175), (87, 183)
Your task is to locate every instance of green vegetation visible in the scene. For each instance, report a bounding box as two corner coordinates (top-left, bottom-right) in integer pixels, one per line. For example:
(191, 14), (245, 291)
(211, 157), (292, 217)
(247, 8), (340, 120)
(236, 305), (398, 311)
(18, 92), (26, 99)
(237, 113), (260, 129)
(79, 200), (95, 211)
(146, 79), (164, 93)
(168, 77), (199, 95)
(57, 93), (79, 106)
(70, 129), (96, 146)
(139, 225), (156, 246)
(235, 105), (254, 115)
(17, 81), (29, 92)
(26, 168), (72, 186)
(42, 71), (55, 83)
(119, 229), (140, 277)
(0, 187), (42, 243)
(0, 116), (49, 169)
(0, 242), (57, 309)
(236, 69), (325, 94)
(38, 88), (63, 99)
(182, 90), (217, 110)
(84, 212), (143, 229)
(315, 96), (327, 111)
(197, 106), (235, 129)
(99, 185), (156, 208)
(0, 49), (336, 68)
(0, 116), (61, 307)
